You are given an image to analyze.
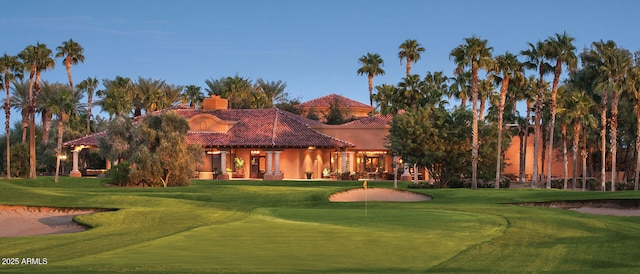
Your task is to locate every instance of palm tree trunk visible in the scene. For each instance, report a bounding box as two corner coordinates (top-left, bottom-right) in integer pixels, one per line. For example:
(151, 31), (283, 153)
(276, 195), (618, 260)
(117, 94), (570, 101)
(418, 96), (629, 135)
(600, 89), (608, 191)
(518, 128), (526, 183)
(87, 92), (93, 134)
(471, 67), (479, 190)
(54, 117), (63, 183)
(495, 78), (509, 188)
(479, 99), (486, 121)
(610, 92), (620, 192)
(572, 121), (580, 190)
(368, 74), (374, 107)
(42, 111), (51, 144)
(4, 97), (10, 179)
(405, 58), (412, 76)
(65, 58), (73, 91)
(547, 60), (562, 189)
(582, 126), (588, 191)
(532, 82), (543, 187)
(562, 124), (568, 189)
(636, 102), (640, 191)
(27, 66), (37, 179)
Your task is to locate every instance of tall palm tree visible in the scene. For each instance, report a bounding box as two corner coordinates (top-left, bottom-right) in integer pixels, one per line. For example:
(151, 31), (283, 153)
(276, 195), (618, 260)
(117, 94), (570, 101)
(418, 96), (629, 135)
(136, 77), (167, 114)
(45, 88), (78, 182)
(372, 83), (400, 115)
(55, 39), (84, 92)
(1, 54), (24, 179)
(583, 40), (627, 191)
(158, 83), (183, 110)
(477, 79), (495, 121)
(489, 52), (524, 188)
(543, 32), (577, 189)
(19, 43), (55, 179)
(357, 53), (385, 106)
(77, 77), (99, 134)
(181, 85), (204, 109)
(628, 57), (640, 191)
(521, 41), (552, 187)
(450, 36), (494, 190)
(256, 79), (289, 108)
(607, 48), (632, 191)
(398, 39), (425, 76)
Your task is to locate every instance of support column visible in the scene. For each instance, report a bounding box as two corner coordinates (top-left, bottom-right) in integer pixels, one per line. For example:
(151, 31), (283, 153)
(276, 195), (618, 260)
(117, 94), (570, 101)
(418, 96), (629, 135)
(265, 151), (273, 175)
(219, 151), (229, 180)
(70, 149), (82, 177)
(401, 162), (412, 181)
(348, 152), (355, 173)
(274, 151), (282, 175)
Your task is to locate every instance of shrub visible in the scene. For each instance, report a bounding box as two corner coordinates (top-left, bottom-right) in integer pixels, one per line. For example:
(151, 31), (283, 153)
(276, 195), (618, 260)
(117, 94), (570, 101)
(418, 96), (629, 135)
(105, 161), (131, 186)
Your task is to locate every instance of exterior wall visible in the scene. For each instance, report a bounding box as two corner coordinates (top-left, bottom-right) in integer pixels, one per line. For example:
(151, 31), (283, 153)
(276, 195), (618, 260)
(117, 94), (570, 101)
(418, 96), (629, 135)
(503, 135), (576, 180)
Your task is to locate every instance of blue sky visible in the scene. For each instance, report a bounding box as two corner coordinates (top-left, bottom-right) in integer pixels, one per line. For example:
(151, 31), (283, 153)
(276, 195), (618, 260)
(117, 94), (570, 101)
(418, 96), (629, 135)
(2, 0), (640, 121)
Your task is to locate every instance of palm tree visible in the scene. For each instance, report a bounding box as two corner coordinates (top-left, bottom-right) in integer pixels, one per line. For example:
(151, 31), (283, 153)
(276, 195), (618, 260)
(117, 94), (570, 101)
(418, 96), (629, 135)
(45, 88), (78, 182)
(55, 39), (84, 92)
(543, 32), (578, 189)
(158, 83), (183, 110)
(77, 77), (99, 134)
(521, 41), (553, 187)
(372, 84), (400, 115)
(19, 43), (55, 179)
(256, 79), (289, 108)
(449, 70), (471, 109)
(477, 79), (495, 121)
(181, 85), (204, 109)
(37, 81), (57, 144)
(357, 53), (386, 106)
(97, 76), (134, 119)
(583, 40), (627, 191)
(628, 56), (640, 191)
(450, 36), (494, 190)
(489, 52), (524, 188)
(607, 48), (632, 192)
(136, 77), (167, 114)
(1, 54), (24, 179)
(10, 80), (30, 144)
(398, 39), (425, 76)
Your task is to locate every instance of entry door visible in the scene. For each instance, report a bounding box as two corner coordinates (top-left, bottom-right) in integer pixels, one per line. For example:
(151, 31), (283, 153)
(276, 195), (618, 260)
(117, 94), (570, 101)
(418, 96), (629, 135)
(250, 156), (265, 178)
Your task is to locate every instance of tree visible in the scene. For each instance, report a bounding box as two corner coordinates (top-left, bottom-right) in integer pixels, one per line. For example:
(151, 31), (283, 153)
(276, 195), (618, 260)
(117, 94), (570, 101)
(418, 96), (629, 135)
(357, 53), (386, 106)
(628, 52), (640, 191)
(181, 85), (204, 109)
(521, 41), (553, 187)
(128, 111), (201, 187)
(256, 79), (289, 108)
(77, 77), (99, 134)
(97, 115), (133, 165)
(543, 32), (577, 189)
(372, 84), (400, 115)
(1, 53), (24, 179)
(10, 80), (29, 143)
(450, 36), (494, 189)
(489, 52), (524, 188)
(583, 40), (628, 191)
(45, 88), (79, 182)
(55, 38), (84, 92)
(449, 70), (471, 109)
(97, 76), (134, 119)
(205, 75), (255, 109)
(19, 43), (55, 179)
(398, 39), (425, 76)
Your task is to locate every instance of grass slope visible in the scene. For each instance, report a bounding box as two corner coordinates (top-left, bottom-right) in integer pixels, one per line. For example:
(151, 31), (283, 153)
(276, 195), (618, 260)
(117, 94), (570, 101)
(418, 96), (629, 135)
(1, 177), (639, 273)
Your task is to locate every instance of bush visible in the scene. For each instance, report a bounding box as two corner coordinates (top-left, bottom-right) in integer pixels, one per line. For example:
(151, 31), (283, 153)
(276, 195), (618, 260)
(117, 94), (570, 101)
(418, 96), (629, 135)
(461, 176), (511, 188)
(105, 161), (131, 186)
(408, 182), (438, 189)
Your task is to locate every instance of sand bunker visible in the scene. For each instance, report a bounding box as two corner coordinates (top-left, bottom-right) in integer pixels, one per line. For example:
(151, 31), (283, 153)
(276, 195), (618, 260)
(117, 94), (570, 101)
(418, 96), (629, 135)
(518, 199), (640, 217)
(329, 188), (431, 202)
(0, 205), (107, 237)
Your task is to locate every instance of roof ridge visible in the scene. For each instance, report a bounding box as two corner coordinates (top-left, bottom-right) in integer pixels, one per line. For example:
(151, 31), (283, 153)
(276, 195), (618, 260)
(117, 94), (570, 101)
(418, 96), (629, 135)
(272, 108), (278, 146)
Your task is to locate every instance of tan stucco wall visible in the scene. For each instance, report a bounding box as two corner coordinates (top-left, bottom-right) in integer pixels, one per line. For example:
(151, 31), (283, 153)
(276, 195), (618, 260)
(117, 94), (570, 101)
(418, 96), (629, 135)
(503, 135), (576, 179)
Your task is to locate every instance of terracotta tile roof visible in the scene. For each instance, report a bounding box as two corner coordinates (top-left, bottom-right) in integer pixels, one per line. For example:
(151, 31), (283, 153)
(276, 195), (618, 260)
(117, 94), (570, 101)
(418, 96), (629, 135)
(63, 131), (106, 147)
(64, 107), (353, 149)
(343, 114), (393, 126)
(297, 93), (373, 109)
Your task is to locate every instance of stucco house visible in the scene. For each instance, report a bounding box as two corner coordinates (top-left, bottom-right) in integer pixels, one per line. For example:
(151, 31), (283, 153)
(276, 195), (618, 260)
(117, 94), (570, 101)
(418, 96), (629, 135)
(63, 94), (396, 180)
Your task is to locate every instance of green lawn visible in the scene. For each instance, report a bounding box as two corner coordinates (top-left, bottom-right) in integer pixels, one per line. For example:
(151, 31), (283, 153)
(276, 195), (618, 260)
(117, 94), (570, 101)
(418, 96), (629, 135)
(1, 177), (640, 273)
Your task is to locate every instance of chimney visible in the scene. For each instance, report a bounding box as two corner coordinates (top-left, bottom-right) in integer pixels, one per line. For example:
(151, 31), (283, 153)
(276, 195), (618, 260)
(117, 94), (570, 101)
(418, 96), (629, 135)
(203, 95), (229, 110)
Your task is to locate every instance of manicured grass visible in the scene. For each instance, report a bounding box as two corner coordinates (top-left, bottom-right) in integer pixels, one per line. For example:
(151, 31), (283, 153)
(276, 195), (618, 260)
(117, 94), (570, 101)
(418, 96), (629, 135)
(1, 177), (640, 273)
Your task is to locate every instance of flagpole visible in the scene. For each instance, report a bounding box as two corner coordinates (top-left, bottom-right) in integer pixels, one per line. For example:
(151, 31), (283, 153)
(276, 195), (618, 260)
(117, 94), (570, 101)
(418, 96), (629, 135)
(364, 180), (368, 216)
